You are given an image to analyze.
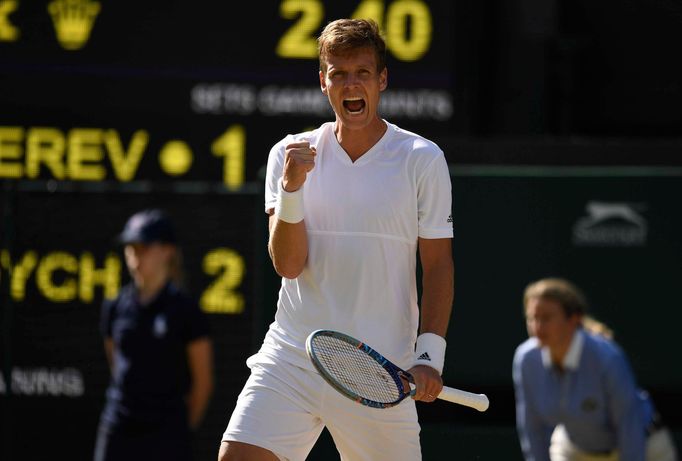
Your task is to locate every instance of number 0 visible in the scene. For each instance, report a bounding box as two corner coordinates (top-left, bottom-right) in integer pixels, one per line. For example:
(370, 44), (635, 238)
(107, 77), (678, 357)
(385, 0), (432, 62)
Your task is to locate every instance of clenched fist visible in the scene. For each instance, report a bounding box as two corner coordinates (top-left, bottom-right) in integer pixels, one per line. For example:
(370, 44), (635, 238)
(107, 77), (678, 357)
(282, 141), (316, 192)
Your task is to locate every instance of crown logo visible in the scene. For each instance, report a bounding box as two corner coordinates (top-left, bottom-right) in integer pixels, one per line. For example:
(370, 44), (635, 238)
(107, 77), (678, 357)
(48, 0), (101, 50)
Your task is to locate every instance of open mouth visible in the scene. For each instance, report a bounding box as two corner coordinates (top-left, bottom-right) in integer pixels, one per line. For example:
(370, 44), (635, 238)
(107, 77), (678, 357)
(343, 97), (366, 114)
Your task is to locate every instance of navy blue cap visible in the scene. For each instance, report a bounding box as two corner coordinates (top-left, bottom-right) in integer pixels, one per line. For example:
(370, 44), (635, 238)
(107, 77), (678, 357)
(118, 209), (177, 245)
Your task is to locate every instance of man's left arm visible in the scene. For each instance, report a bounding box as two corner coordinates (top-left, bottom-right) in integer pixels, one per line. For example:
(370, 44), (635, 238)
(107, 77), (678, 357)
(409, 237), (454, 402)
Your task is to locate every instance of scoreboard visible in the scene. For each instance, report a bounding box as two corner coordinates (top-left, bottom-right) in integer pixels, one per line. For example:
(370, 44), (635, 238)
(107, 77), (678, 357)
(0, 186), (265, 460)
(1, 0), (462, 187)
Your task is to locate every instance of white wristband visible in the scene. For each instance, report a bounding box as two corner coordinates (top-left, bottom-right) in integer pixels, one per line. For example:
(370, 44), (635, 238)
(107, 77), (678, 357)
(413, 333), (446, 375)
(275, 180), (304, 223)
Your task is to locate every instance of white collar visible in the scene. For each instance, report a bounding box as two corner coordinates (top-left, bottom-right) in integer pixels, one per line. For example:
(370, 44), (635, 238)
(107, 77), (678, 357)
(541, 329), (584, 370)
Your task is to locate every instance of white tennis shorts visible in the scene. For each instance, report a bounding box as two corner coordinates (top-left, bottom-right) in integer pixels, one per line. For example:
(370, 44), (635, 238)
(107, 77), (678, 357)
(222, 360), (422, 461)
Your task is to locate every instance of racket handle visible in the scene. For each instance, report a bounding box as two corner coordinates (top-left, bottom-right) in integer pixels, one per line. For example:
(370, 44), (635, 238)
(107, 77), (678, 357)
(438, 386), (489, 412)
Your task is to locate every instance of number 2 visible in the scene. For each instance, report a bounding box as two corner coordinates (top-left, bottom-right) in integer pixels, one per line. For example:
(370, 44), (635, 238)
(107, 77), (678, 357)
(276, 0), (324, 59)
(200, 248), (245, 314)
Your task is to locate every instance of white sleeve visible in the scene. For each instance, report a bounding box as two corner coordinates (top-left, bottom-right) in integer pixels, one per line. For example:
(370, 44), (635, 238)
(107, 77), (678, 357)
(417, 151), (453, 239)
(264, 138), (289, 214)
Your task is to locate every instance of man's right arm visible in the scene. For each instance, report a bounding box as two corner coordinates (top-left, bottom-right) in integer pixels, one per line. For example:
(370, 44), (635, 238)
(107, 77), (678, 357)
(267, 141), (316, 279)
(268, 212), (308, 279)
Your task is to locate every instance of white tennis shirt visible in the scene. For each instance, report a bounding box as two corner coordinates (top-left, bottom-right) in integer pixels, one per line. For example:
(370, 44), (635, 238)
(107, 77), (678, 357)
(251, 121), (453, 372)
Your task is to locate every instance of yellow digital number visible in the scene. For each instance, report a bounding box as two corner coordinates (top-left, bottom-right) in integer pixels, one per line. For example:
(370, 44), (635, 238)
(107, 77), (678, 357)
(276, 0), (433, 62)
(211, 125), (245, 190)
(385, 0), (432, 61)
(200, 248), (245, 315)
(276, 0), (324, 59)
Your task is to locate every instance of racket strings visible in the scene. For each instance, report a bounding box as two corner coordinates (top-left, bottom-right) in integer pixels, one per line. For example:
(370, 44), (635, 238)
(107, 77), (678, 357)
(312, 335), (402, 403)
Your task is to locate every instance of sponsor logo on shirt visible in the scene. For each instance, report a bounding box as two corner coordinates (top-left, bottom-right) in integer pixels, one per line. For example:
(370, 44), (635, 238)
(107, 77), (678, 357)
(153, 314), (167, 338)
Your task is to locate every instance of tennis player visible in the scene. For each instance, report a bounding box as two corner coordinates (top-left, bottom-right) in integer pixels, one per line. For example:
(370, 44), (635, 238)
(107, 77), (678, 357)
(219, 18), (454, 461)
(513, 278), (678, 461)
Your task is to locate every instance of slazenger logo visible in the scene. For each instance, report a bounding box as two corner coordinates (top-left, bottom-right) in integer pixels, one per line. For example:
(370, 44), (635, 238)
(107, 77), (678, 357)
(572, 201), (647, 247)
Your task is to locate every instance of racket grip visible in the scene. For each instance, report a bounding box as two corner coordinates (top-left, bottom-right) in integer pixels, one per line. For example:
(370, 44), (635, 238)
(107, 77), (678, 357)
(438, 386), (489, 412)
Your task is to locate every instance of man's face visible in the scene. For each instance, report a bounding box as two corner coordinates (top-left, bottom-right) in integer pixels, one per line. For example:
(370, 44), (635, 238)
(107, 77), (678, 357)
(319, 47), (387, 130)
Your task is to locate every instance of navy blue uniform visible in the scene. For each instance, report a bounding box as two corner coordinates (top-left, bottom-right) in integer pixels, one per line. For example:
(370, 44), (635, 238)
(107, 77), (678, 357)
(94, 282), (210, 461)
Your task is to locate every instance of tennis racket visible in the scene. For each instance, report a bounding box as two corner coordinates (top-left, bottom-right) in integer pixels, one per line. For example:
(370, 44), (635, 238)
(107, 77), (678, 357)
(305, 329), (489, 412)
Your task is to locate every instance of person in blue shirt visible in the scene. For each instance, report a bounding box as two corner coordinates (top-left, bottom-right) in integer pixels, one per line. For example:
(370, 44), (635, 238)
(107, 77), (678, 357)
(513, 277), (678, 461)
(94, 209), (214, 461)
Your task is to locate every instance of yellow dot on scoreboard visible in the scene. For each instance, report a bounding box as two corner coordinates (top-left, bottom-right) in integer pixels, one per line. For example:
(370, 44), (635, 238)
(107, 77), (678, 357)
(159, 140), (193, 176)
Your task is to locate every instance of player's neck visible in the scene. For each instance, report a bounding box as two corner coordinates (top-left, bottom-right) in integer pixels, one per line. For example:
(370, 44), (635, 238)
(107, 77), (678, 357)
(334, 117), (387, 162)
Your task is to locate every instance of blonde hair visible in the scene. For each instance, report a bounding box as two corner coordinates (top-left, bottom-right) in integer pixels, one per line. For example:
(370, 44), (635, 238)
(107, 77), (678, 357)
(582, 316), (614, 339)
(524, 277), (613, 338)
(318, 18), (386, 73)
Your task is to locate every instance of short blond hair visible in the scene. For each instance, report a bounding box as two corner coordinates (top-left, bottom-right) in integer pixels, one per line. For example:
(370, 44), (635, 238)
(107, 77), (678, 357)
(524, 278), (588, 318)
(318, 18), (386, 73)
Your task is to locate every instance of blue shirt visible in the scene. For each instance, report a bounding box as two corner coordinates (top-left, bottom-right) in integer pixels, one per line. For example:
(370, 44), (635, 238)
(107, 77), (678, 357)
(513, 329), (654, 461)
(100, 282), (210, 426)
